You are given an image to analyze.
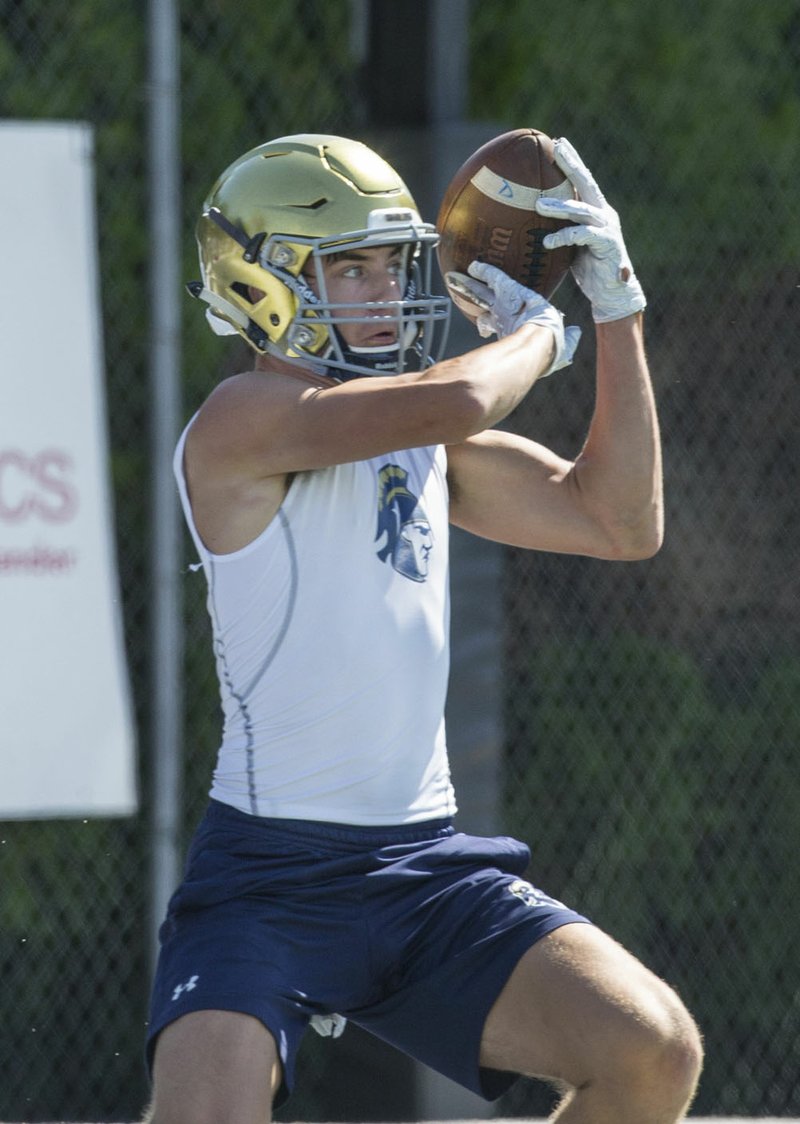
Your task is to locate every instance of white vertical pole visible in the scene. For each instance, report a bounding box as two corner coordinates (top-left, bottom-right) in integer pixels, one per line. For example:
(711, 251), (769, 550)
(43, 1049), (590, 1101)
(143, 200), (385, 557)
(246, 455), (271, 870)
(147, 0), (183, 969)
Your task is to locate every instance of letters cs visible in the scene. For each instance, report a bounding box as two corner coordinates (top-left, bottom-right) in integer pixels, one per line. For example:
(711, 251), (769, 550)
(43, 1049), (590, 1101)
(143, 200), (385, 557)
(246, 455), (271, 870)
(0, 449), (78, 523)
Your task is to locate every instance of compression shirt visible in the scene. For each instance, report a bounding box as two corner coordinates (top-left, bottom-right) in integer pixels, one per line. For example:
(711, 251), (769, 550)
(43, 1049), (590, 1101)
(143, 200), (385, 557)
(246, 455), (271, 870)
(174, 423), (457, 825)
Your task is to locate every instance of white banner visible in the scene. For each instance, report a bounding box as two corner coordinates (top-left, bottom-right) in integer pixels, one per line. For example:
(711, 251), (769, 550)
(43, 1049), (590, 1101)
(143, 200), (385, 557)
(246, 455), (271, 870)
(0, 121), (137, 818)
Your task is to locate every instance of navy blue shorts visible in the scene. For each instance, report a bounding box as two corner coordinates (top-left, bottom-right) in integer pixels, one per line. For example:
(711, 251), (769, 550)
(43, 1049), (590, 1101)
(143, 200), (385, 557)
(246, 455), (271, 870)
(147, 800), (591, 1106)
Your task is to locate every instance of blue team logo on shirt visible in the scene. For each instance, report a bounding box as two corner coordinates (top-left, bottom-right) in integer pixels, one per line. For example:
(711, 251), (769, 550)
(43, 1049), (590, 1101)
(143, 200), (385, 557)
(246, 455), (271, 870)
(375, 464), (433, 583)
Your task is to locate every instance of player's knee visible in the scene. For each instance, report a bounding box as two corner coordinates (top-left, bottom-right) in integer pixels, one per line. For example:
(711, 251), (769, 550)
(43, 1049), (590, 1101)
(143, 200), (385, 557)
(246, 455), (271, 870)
(665, 1001), (704, 1100)
(625, 986), (704, 1104)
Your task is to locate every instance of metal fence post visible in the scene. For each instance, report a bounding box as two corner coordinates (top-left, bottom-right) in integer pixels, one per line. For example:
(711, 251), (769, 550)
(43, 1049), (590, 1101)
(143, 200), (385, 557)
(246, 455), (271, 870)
(147, 0), (183, 969)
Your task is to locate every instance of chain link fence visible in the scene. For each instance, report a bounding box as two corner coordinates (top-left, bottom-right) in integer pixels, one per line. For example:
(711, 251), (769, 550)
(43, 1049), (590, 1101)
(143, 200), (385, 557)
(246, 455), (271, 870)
(1, 0), (798, 1119)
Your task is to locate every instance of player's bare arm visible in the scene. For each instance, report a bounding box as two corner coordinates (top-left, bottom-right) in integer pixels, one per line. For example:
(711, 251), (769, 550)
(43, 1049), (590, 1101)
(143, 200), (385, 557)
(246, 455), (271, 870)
(183, 319), (560, 554)
(447, 138), (659, 561)
(447, 313), (663, 561)
(187, 316), (557, 472)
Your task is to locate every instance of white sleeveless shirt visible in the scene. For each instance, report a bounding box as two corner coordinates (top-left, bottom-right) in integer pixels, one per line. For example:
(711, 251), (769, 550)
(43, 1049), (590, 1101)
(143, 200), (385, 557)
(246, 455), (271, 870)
(174, 423), (457, 825)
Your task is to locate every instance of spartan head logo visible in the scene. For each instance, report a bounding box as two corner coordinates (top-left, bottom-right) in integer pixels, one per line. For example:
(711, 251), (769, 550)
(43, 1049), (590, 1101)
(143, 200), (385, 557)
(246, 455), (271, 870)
(375, 463), (433, 582)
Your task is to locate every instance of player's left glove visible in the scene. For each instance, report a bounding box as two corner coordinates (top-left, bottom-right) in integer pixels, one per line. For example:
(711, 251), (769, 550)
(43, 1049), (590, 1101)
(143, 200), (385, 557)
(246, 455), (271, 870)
(535, 137), (646, 324)
(455, 261), (581, 378)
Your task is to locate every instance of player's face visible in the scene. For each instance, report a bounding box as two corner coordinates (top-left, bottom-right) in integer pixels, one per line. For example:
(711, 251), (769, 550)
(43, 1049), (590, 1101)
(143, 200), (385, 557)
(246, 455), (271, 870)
(306, 245), (407, 349)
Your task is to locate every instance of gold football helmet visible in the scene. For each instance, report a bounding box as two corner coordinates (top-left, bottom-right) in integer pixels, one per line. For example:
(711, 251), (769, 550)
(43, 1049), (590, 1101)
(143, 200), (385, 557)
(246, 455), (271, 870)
(189, 134), (451, 379)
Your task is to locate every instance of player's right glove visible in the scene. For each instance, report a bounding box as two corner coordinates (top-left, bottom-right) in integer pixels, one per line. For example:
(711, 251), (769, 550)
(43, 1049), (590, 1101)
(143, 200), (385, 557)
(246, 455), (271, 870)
(535, 138), (646, 324)
(451, 261), (581, 378)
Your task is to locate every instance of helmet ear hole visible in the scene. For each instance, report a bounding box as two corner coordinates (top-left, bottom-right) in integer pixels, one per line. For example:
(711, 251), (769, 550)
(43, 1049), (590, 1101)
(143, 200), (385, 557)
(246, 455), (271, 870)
(230, 282), (261, 304)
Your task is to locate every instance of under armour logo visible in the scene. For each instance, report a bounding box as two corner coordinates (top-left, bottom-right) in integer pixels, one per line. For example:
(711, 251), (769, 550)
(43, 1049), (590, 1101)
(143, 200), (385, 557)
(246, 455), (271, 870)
(171, 974), (199, 1001)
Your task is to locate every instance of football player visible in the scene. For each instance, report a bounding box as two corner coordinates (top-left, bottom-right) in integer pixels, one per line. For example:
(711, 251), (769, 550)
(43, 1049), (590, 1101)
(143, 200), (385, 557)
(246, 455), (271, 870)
(144, 134), (701, 1124)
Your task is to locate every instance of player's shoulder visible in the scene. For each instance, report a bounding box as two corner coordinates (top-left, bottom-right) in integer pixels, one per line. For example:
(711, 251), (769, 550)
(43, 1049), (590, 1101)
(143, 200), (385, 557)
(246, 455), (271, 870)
(196, 363), (327, 422)
(186, 361), (339, 476)
(206, 364), (302, 401)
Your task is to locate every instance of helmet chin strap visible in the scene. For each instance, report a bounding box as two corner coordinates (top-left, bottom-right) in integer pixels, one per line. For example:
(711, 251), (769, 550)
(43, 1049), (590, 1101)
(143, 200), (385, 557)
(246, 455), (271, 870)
(262, 336), (405, 384)
(325, 340), (399, 382)
(186, 282), (248, 335)
(328, 321), (426, 381)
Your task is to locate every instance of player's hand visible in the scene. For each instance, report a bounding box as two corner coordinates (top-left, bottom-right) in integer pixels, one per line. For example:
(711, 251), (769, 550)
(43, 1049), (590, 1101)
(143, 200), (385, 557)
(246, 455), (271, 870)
(534, 138), (646, 324)
(461, 261), (581, 377)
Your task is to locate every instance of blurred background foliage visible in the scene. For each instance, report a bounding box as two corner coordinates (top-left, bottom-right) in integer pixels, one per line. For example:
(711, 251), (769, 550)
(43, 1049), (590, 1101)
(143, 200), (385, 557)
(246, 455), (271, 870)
(471, 0), (800, 280)
(0, 0), (798, 1119)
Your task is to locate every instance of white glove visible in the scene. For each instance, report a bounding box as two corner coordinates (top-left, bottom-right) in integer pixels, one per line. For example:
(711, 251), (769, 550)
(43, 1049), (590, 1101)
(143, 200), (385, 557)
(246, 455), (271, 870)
(458, 260), (581, 377)
(535, 138), (646, 323)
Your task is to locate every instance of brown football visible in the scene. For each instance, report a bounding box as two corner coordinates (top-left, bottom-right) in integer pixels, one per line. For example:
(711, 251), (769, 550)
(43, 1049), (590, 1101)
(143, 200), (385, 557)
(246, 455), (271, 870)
(436, 128), (576, 323)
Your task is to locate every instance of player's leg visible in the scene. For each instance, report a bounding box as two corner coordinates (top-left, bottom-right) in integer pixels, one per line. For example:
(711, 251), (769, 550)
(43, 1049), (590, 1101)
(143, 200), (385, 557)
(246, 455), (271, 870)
(144, 1010), (282, 1124)
(479, 922), (703, 1124)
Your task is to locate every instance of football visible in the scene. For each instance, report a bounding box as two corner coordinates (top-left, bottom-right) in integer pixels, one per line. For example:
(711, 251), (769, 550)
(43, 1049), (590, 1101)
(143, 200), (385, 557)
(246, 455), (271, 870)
(436, 128), (577, 323)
